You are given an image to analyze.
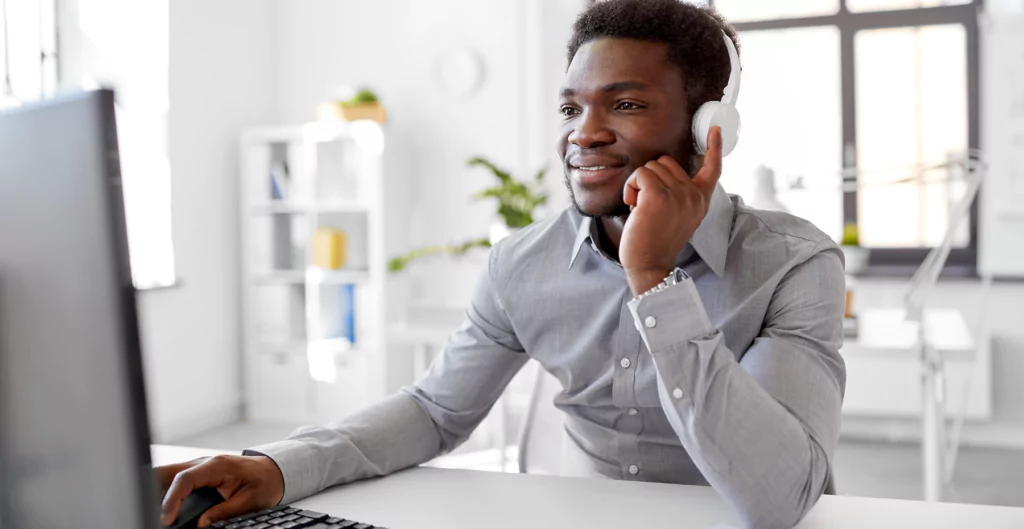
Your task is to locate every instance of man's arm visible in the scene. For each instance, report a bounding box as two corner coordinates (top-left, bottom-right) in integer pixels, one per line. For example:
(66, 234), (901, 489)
(628, 244), (846, 529)
(247, 243), (528, 504)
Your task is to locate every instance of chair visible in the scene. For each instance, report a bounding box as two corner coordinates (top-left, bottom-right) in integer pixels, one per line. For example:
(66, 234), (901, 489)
(515, 361), (565, 474)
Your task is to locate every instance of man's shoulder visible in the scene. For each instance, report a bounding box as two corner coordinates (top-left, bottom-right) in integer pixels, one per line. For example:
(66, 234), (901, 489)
(730, 197), (839, 257)
(487, 207), (579, 283)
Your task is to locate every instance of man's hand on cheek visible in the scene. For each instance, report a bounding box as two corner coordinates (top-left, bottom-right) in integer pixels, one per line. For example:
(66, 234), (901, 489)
(620, 126), (723, 297)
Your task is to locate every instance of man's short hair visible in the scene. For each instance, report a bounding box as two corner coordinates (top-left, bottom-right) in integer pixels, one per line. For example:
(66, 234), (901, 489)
(567, 0), (740, 116)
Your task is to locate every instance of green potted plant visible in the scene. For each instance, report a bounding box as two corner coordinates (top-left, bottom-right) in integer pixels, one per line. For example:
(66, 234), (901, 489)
(840, 222), (869, 275)
(388, 157), (547, 273)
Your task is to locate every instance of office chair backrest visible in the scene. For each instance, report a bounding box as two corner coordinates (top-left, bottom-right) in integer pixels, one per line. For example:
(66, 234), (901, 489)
(516, 361), (565, 475)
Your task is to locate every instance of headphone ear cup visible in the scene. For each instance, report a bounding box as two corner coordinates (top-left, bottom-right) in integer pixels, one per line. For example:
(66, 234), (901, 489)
(691, 102), (741, 157)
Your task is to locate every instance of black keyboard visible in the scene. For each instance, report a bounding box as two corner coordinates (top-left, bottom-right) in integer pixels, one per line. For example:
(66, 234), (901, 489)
(210, 505), (387, 529)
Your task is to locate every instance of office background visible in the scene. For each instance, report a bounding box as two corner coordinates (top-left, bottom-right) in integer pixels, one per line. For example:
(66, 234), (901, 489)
(3, 0), (1024, 507)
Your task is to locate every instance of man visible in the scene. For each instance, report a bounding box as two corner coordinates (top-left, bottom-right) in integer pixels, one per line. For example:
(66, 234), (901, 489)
(160, 1), (845, 528)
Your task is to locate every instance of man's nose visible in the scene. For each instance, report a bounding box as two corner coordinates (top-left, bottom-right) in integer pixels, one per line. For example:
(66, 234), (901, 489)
(568, 110), (614, 149)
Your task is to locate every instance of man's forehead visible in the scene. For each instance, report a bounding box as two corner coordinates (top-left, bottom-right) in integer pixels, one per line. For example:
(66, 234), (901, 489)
(563, 38), (677, 92)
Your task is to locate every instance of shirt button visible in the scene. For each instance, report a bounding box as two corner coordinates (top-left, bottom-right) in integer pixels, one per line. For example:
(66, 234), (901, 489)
(628, 464), (639, 475)
(672, 387), (684, 399)
(628, 408), (638, 416)
(620, 358), (631, 369)
(644, 316), (657, 328)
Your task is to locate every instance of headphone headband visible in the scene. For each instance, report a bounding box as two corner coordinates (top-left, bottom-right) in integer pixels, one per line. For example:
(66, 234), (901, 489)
(720, 32), (740, 106)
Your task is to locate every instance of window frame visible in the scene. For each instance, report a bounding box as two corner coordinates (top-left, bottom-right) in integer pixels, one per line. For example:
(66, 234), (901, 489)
(714, 0), (983, 277)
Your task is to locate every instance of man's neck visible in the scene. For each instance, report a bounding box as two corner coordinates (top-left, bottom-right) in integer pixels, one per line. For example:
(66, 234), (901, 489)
(598, 215), (628, 261)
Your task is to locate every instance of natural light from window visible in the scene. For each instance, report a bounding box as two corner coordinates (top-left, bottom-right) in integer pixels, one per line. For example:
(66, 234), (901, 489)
(77, 0), (176, 289)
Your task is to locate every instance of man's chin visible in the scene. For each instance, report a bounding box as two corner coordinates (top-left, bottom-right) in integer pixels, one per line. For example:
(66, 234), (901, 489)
(573, 198), (631, 219)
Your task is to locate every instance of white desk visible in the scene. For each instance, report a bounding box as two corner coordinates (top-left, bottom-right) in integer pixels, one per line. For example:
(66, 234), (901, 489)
(153, 445), (1024, 529)
(841, 307), (977, 502)
(843, 308), (975, 361)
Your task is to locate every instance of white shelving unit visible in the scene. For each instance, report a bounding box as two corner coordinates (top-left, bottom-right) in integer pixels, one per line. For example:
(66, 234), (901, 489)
(239, 121), (389, 425)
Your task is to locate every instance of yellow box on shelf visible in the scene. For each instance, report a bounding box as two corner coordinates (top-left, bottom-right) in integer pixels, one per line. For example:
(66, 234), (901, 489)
(311, 228), (348, 269)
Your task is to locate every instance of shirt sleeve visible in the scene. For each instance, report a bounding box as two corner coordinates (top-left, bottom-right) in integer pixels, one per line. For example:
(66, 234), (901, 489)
(246, 243), (529, 504)
(627, 243), (846, 529)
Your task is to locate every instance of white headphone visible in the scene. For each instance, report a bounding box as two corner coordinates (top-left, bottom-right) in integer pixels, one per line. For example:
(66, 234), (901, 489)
(691, 32), (741, 157)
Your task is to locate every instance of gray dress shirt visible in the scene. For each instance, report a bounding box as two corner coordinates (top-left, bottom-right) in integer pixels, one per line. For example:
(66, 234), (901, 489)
(248, 185), (847, 529)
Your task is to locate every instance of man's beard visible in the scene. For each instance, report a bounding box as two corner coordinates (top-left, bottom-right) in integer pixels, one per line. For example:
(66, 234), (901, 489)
(563, 168), (632, 219)
(563, 141), (697, 219)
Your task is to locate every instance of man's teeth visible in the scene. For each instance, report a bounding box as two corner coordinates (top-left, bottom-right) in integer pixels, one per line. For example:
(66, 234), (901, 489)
(579, 166), (610, 170)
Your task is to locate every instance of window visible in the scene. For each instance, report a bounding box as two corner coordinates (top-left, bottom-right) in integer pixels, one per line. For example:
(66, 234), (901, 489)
(712, 0), (980, 275)
(0, 0), (57, 105)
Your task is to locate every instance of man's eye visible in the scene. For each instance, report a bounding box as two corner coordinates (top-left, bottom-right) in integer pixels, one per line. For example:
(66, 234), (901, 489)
(616, 102), (643, 111)
(560, 106), (579, 117)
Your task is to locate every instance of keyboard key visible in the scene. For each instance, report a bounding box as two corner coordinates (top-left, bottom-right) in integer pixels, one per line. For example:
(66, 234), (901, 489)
(253, 524), (271, 529)
(285, 508), (301, 514)
(212, 522), (230, 528)
(282, 514), (300, 522)
(295, 518), (312, 525)
(226, 524), (241, 529)
(352, 524), (373, 529)
(296, 510), (329, 521)
(256, 515), (271, 522)
(325, 518), (342, 524)
(306, 525), (330, 529)
(268, 519), (287, 526)
(280, 522), (298, 529)
(336, 522), (357, 528)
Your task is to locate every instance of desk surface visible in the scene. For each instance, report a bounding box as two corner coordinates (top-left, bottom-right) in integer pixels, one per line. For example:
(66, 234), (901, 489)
(153, 445), (1024, 529)
(843, 308), (975, 360)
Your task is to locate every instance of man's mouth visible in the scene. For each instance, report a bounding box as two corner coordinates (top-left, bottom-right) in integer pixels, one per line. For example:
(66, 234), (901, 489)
(569, 164), (627, 186)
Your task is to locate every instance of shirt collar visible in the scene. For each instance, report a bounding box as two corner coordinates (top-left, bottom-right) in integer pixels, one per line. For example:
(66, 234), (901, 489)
(567, 184), (733, 277)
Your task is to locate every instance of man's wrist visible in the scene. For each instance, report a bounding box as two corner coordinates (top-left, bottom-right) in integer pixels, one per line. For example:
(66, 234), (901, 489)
(626, 267), (673, 297)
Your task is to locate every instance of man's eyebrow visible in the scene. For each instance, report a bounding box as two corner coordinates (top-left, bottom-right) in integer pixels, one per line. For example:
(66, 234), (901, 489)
(559, 81), (650, 98)
(601, 81), (650, 93)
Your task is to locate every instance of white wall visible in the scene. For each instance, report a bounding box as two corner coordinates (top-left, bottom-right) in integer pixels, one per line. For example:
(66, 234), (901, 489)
(272, 0), (583, 311)
(137, 0), (278, 441)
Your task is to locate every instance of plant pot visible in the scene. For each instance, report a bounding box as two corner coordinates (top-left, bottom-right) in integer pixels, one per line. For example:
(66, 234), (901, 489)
(317, 102), (387, 123)
(841, 245), (870, 275)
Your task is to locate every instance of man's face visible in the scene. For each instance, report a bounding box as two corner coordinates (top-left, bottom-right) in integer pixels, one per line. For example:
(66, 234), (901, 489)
(558, 38), (693, 218)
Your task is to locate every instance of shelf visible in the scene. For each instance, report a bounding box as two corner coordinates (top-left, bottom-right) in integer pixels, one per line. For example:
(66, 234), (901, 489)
(253, 268), (371, 285)
(251, 200), (368, 215)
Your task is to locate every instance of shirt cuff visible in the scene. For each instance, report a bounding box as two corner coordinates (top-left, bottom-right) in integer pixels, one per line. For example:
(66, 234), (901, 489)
(627, 276), (712, 354)
(244, 439), (319, 506)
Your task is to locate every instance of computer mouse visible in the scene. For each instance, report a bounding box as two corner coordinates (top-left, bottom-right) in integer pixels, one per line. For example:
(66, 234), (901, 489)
(166, 487), (224, 529)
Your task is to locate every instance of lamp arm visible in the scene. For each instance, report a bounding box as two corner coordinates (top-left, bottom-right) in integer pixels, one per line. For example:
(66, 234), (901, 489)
(904, 151), (987, 323)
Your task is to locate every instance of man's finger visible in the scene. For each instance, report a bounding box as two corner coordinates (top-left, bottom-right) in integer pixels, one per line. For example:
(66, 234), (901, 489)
(655, 155), (690, 184)
(624, 167), (666, 209)
(624, 171), (640, 208)
(643, 159), (678, 187)
(693, 126), (723, 197)
(197, 491), (258, 528)
(160, 460), (231, 526)
(158, 458), (208, 491)
(160, 470), (198, 526)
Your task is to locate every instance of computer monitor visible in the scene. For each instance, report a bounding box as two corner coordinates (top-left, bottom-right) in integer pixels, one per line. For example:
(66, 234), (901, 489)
(0, 90), (160, 528)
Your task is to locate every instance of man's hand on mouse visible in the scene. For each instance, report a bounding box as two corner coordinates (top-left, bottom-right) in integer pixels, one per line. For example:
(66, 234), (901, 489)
(620, 126), (724, 297)
(158, 454), (285, 527)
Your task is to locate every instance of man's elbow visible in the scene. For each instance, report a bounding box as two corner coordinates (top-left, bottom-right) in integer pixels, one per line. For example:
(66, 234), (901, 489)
(734, 472), (828, 529)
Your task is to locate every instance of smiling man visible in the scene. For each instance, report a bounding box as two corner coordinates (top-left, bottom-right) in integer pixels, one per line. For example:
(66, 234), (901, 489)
(159, 2), (846, 528)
